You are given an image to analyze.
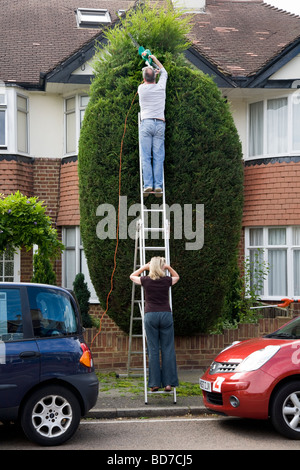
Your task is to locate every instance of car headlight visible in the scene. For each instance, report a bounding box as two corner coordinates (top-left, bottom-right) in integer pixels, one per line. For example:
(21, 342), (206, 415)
(235, 345), (280, 372)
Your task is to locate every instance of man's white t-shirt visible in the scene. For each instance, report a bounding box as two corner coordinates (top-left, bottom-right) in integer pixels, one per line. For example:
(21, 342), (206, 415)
(138, 68), (168, 121)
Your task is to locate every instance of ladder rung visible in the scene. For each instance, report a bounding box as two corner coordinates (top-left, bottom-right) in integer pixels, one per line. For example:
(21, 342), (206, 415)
(143, 191), (164, 195)
(143, 209), (164, 213)
(131, 351), (143, 354)
(144, 227), (165, 232)
(132, 334), (143, 338)
(145, 246), (166, 250)
(133, 317), (142, 320)
(148, 390), (176, 395)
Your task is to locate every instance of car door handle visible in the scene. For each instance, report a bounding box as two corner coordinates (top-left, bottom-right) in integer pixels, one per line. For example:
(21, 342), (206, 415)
(19, 351), (40, 358)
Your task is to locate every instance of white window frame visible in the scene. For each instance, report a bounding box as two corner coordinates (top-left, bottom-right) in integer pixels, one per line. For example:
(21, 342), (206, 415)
(62, 226), (98, 303)
(0, 91), (7, 148)
(0, 88), (30, 155)
(16, 93), (29, 154)
(245, 226), (300, 300)
(79, 95), (89, 128)
(64, 94), (90, 156)
(0, 249), (20, 282)
(247, 93), (300, 161)
(64, 96), (76, 155)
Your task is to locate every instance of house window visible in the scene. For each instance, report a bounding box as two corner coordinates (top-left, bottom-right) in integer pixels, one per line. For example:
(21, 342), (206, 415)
(62, 227), (98, 302)
(267, 98), (288, 155)
(17, 94), (29, 153)
(80, 95), (89, 128)
(0, 93), (6, 147)
(0, 249), (20, 282)
(64, 95), (90, 155)
(292, 92), (300, 151)
(249, 101), (263, 157)
(65, 97), (76, 154)
(248, 95), (300, 159)
(245, 226), (300, 299)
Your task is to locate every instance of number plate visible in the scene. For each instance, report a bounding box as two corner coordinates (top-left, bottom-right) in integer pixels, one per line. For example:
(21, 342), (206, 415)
(199, 379), (211, 392)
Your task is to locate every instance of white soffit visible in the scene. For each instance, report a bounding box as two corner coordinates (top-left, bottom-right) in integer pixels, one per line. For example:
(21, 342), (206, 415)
(270, 53), (300, 80)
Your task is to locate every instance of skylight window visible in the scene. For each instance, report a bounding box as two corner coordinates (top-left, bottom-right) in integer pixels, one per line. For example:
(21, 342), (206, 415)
(76, 8), (111, 27)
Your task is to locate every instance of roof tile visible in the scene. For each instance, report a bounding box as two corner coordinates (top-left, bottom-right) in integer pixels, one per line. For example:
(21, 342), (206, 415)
(1, 0), (300, 84)
(0, 0), (134, 85)
(190, 0), (300, 77)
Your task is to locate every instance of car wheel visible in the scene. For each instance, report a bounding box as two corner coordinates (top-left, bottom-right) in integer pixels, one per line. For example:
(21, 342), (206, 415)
(21, 385), (81, 446)
(270, 381), (300, 440)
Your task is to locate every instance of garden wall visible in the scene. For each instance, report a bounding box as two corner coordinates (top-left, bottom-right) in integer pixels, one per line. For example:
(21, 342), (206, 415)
(84, 315), (290, 372)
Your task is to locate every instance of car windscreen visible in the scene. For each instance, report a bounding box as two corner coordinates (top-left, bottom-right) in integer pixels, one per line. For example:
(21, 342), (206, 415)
(265, 316), (300, 339)
(27, 286), (79, 337)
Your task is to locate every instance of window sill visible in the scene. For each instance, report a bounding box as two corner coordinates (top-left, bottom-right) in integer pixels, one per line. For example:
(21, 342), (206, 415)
(245, 155), (300, 166)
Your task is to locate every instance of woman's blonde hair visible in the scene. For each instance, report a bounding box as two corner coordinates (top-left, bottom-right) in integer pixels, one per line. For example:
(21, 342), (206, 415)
(149, 256), (166, 280)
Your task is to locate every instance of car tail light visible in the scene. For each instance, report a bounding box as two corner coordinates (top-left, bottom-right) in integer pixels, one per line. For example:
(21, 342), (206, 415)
(80, 343), (93, 368)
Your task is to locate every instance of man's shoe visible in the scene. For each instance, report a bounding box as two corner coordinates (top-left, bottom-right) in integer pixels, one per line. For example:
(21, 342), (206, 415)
(144, 187), (153, 197)
(155, 187), (162, 197)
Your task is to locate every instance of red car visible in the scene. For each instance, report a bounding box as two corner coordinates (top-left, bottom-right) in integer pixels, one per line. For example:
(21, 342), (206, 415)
(200, 314), (300, 439)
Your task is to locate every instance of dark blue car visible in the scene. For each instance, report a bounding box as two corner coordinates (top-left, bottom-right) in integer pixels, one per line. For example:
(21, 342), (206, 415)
(0, 283), (99, 446)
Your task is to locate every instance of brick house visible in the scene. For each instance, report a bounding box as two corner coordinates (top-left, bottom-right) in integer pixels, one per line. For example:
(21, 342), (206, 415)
(1, 0), (300, 367)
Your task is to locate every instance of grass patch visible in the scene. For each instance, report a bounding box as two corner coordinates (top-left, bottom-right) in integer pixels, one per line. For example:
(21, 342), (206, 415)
(96, 372), (202, 397)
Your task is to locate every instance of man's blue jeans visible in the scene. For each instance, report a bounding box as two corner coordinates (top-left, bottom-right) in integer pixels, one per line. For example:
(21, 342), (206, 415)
(139, 119), (165, 190)
(144, 311), (179, 388)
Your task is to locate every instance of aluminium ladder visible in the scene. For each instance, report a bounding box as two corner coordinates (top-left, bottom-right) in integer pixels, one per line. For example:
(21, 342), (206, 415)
(127, 113), (176, 404)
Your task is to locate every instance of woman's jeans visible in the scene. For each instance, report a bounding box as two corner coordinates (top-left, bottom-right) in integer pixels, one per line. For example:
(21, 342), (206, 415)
(139, 119), (165, 190)
(144, 311), (179, 388)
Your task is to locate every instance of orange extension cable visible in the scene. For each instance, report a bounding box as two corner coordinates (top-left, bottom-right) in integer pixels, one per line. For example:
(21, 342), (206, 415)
(90, 90), (138, 349)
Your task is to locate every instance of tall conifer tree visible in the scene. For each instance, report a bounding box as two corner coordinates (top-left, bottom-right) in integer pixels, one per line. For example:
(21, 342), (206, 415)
(78, 2), (244, 334)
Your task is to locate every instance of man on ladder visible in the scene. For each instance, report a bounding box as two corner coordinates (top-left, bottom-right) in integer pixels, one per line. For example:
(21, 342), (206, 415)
(128, 51), (180, 403)
(138, 54), (167, 197)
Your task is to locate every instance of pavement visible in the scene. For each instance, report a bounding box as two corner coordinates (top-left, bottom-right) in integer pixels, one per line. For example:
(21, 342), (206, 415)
(87, 369), (209, 419)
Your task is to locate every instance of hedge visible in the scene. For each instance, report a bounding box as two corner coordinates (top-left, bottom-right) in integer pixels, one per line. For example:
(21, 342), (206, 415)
(78, 2), (244, 335)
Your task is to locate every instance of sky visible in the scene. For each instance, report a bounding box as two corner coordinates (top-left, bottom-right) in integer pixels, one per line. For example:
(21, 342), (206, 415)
(264, 0), (300, 15)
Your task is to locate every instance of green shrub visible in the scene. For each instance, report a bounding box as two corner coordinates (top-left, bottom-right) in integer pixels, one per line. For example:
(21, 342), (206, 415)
(0, 191), (63, 258)
(73, 273), (93, 328)
(78, 2), (244, 335)
(32, 249), (57, 285)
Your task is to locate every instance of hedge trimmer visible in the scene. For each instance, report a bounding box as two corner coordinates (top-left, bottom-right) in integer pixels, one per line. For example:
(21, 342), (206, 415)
(128, 33), (159, 69)
(250, 298), (300, 309)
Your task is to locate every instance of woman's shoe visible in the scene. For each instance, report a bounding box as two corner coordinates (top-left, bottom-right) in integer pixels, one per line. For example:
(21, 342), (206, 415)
(164, 385), (172, 392)
(150, 387), (159, 392)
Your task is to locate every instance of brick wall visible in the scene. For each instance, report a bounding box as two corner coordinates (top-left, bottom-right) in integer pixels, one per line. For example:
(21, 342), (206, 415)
(244, 160), (300, 226)
(0, 156), (61, 219)
(84, 314), (289, 372)
(33, 158), (62, 283)
(0, 155), (34, 196)
(33, 158), (61, 218)
(20, 248), (33, 282)
(56, 158), (80, 226)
